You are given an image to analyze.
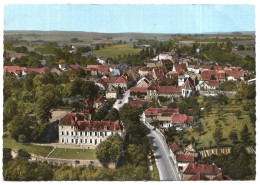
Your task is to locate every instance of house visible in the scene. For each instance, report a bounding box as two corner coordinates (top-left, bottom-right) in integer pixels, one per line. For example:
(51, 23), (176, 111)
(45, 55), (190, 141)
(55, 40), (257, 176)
(176, 154), (195, 171)
(4, 66), (26, 77)
(142, 108), (180, 127)
(181, 79), (194, 98)
(50, 67), (63, 75)
(171, 113), (194, 130)
(196, 80), (220, 91)
(184, 144), (199, 157)
(97, 56), (108, 64)
(212, 173), (231, 180)
(58, 63), (67, 71)
(6, 55), (23, 62)
(188, 172), (210, 180)
(183, 162), (221, 180)
(22, 67), (51, 76)
(152, 52), (173, 61)
(172, 63), (187, 73)
(187, 66), (201, 74)
(152, 67), (167, 80)
(136, 77), (150, 87)
(138, 67), (153, 77)
(201, 70), (225, 82)
(59, 113), (124, 149)
(105, 86), (119, 99)
(225, 70), (244, 81)
(169, 142), (184, 154)
(94, 96), (107, 109)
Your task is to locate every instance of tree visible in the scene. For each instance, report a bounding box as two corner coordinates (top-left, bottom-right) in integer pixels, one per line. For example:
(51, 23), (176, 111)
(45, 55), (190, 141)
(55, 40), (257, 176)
(234, 110), (242, 119)
(240, 124), (251, 145)
(95, 44), (100, 50)
(105, 108), (120, 121)
(229, 129), (238, 144)
(213, 126), (223, 145)
(150, 120), (160, 128)
(96, 135), (123, 164)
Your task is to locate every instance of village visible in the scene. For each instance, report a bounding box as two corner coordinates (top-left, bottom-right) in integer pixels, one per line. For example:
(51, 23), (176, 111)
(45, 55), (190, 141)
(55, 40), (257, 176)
(3, 40), (256, 180)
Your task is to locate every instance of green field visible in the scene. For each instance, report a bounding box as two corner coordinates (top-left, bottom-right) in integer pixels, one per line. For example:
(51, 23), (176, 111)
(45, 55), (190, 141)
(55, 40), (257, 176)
(94, 44), (142, 58)
(174, 96), (255, 149)
(3, 137), (54, 157)
(49, 148), (97, 160)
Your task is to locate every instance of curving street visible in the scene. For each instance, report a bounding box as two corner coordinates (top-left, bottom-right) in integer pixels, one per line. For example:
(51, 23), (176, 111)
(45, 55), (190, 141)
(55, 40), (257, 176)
(143, 122), (180, 181)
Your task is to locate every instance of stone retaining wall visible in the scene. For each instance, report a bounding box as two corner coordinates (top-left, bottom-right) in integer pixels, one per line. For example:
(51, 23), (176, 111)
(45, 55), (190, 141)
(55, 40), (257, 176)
(199, 90), (237, 96)
(29, 156), (116, 169)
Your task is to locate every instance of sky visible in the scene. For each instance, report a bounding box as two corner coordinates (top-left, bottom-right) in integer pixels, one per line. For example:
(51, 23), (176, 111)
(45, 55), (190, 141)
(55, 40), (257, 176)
(4, 4), (256, 34)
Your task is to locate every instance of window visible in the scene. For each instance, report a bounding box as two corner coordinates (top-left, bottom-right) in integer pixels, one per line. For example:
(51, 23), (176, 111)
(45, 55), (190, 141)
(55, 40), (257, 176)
(85, 139), (88, 143)
(71, 126), (73, 129)
(105, 132), (107, 136)
(62, 126), (64, 129)
(62, 138), (64, 143)
(72, 139), (74, 143)
(90, 139), (92, 143)
(95, 132), (97, 136)
(80, 139), (82, 143)
(67, 131), (69, 135)
(71, 132), (74, 136)
(61, 131), (64, 135)
(75, 139), (78, 143)
(95, 139), (97, 145)
(85, 132), (87, 136)
(90, 132), (92, 136)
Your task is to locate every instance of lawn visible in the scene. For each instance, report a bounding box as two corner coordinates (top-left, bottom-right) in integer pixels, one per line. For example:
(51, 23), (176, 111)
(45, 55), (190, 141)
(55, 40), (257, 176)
(3, 137), (54, 157)
(174, 96), (255, 150)
(94, 44), (142, 58)
(49, 148), (97, 160)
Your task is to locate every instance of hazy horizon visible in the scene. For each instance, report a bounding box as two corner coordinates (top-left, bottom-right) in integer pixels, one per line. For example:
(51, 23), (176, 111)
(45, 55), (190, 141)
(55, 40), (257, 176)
(4, 4), (255, 34)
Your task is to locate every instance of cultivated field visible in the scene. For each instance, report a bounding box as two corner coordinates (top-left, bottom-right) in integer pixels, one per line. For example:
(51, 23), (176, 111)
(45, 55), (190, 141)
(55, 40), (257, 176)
(94, 44), (142, 58)
(174, 96), (255, 149)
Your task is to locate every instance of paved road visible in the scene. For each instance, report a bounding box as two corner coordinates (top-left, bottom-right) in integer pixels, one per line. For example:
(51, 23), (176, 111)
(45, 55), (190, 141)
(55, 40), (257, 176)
(143, 122), (180, 181)
(113, 90), (130, 110)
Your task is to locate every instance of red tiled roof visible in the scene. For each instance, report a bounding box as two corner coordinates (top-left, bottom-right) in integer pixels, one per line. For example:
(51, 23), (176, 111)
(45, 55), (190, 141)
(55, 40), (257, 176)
(96, 79), (108, 87)
(144, 108), (179, 116)
(213, 65), (226, 71)
(176, 154), (195, 162)
(130, 87), (147, 93)
(226, 70), (244, 79)
(161, 59), (173, 65)
(212, 173), (231, 180)
(202, 65), (212, 70)
(144, 74), (154, 80)
(157, 86), (182, 93)
(169, 142), (184, 153)
(129, 100), (148, 107)
(140, 67), (152, 71)
(76, 121), (123, 132)
(205, 80), (220, 87)
(7, 55), (23, 59)
(184, 163), (221, 175)
(69, 65), (81, 70)
(94, 96), (107, 104)
(98, 56), (107, 61)
(182, 79), (194, 89)
(147, 83), (157, 90)
(59, 113), (87, 125)
(171, 114), (194, 124)
(102, 77), (117, 83)
(188, 172), (210, 180)
(174, 63), (187, 72)
(132, 66), (142, 71)
(115, 76), (128, 83)
(4, 66), (26, 73)
(23, 67), (51, 74)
